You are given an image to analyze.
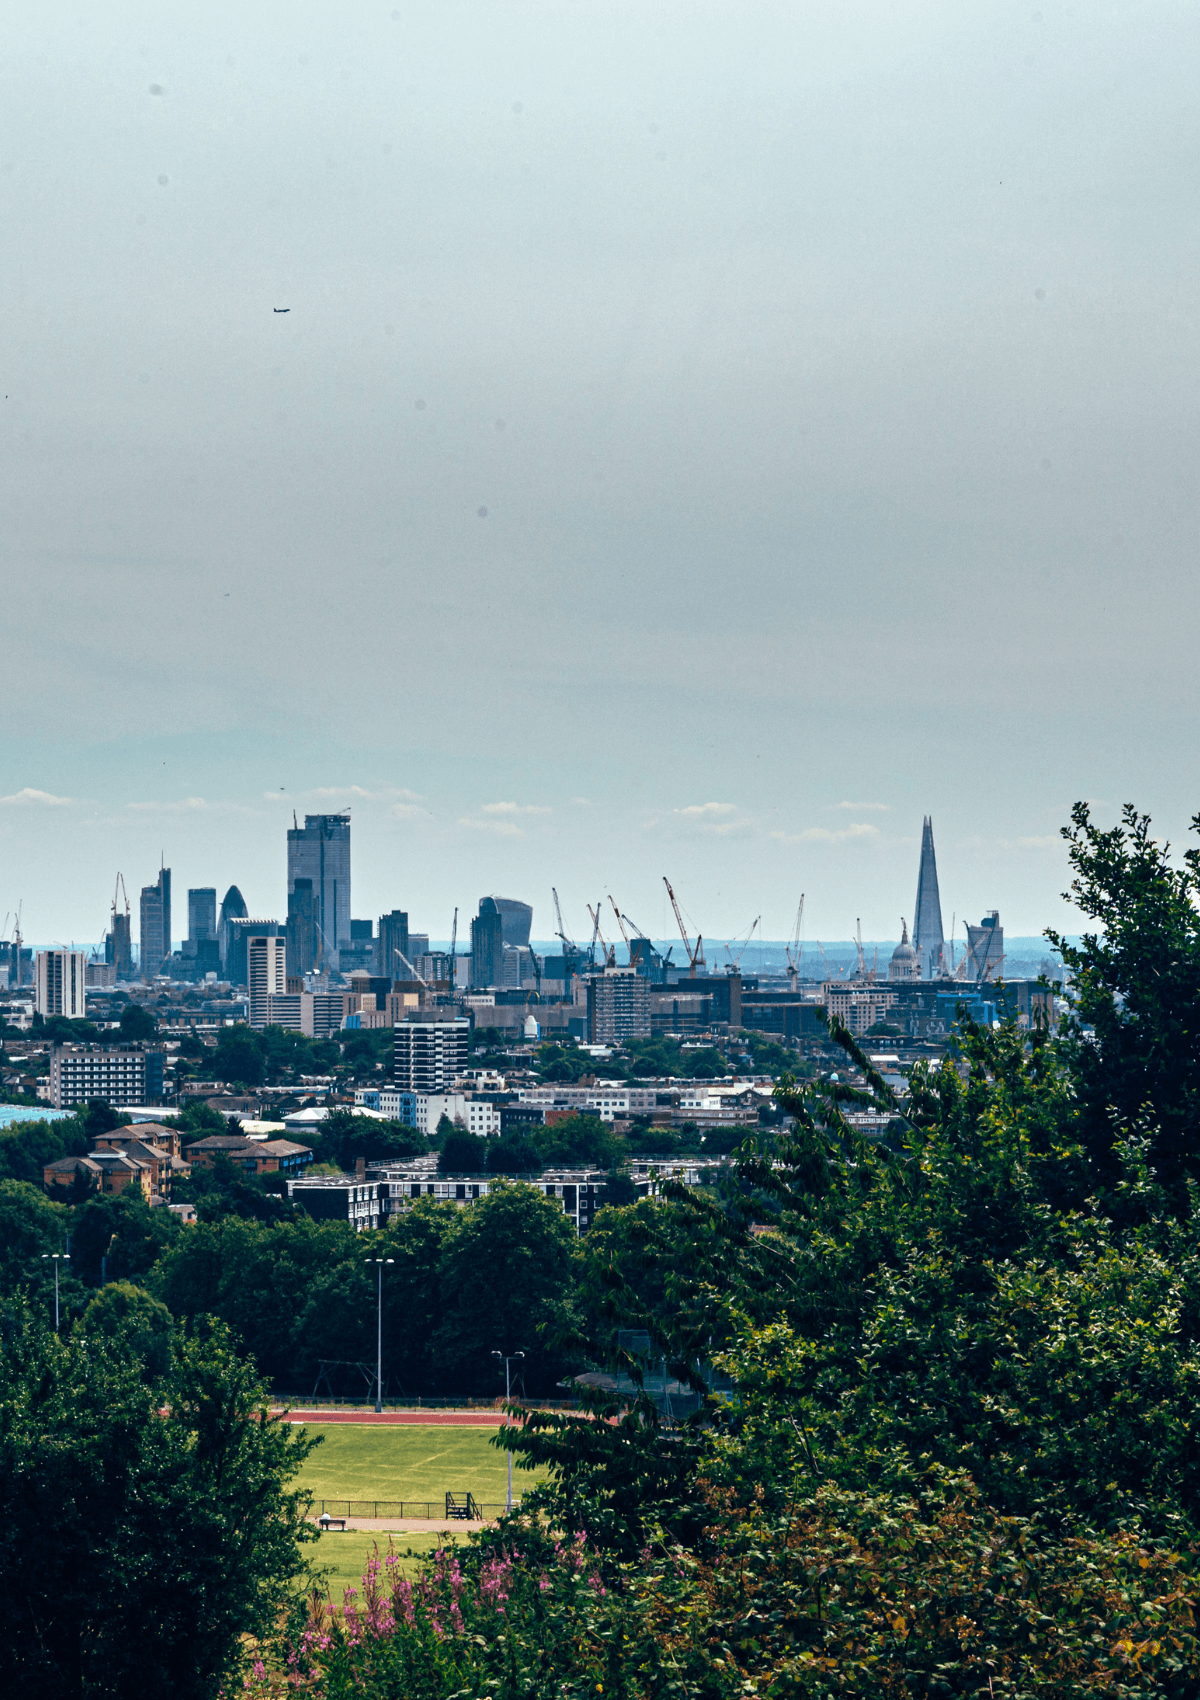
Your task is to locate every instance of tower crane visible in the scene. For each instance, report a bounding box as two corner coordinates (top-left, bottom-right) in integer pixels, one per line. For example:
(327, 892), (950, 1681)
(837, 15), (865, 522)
(608, 896), (633, 964)
(785, 896), (805, 990)
(663, 876), (704, 976)
(724, 915), (760, 970)
(394, 946), (429, 989)
(586, 903), (615, 968)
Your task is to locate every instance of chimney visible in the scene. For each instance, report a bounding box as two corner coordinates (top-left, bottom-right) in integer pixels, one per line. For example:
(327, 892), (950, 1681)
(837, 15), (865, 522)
(356, 1156), (366, 1182)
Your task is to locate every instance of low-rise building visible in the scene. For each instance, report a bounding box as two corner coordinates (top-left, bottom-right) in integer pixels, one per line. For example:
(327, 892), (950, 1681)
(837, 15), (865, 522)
(412, 1093), (501, 1139)
(184, 1135), (313, 1176)
(43, 1151), (153, 1200)
(288, 1173), (382, 1230)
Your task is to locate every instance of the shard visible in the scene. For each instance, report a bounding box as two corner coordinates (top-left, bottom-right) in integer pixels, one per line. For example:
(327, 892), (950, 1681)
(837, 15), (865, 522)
(912, 816), (945, 978)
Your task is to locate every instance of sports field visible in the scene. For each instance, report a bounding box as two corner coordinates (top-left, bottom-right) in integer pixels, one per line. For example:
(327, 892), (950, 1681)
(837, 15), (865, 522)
(307, 1529), (464, 1598)
(295, 1422), (545, 1512)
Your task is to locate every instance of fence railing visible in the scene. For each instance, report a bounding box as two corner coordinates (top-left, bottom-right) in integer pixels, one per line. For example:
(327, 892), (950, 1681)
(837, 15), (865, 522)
(317, 1499), (520, 1521)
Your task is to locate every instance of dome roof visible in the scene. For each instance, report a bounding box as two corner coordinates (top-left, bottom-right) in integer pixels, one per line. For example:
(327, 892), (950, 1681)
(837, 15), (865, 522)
(891, 918), (915, 961)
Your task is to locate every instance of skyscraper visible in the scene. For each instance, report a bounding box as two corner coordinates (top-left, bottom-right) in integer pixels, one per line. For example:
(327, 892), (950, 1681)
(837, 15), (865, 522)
(188, 889), (217, 942)
(377, 909), (409, 979)
(247, 934), (287, 1030)
(218, 885), (248, 976)
(139, 866), (171, 979)
(287, 814), (351, 971)
(286, 879), (316, 977)
(470, 898), (504, 987)
(35, 949), (87, 1019)
(912, 817), (945, 979)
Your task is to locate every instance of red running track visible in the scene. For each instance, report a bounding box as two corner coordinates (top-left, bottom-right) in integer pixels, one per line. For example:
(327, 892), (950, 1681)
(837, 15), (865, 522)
(272, 1409), (508, 1426)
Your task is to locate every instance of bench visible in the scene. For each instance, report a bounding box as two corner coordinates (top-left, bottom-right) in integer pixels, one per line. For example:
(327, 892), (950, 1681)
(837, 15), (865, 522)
(318, 1514), (347, 1531)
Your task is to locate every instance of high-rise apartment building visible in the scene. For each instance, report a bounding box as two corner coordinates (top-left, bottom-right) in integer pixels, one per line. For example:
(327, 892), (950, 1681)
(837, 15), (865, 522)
(394, 1017), (470, 1093)
(912, 818), (945, 980)
(139, 866), (171, 978)
(247, 934), (287, 1029)
(35, 949), (87, 1020)
(49, 1042), (165, 1109)
(286, 879), (316, 977)
(587, 969), (650, 1043)
(377, 909), (409, 979)
(287, 813), (351, 970)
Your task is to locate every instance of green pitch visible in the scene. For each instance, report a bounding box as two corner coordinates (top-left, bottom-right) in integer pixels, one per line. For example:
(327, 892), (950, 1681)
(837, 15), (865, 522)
(295, 1423), (545, 1511)
(306, 1529), (464, 1599)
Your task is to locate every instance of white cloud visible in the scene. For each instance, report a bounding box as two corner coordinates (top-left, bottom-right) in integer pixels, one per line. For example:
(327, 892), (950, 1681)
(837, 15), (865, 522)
(481, 801), (551, 816)
(1017, 834), (1060, 850)
(282, 785), (423, 804)
(828, 801), (890, 813)
(674, 802), (737, 819)
(459, 815), (522, 837)
(772, 823), (880, 845)
(0, 787), (74, 807)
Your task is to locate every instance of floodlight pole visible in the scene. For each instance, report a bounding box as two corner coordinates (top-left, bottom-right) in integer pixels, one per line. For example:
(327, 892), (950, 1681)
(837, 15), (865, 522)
(491, 1349), (525, 1511)
(365, 1256), (394, 1413)
(42, 1252), (69, 1331)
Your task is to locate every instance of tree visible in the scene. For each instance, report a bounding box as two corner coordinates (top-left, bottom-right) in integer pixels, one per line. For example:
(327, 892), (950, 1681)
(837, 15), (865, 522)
(438, 1126), (486, 1173)
(0, 1299), (317, 1698)
(434, 1180), (581, 1394)
(1048, 800), (1200, 1198)
(79, 1281), (174, 1380)
(487, 1133), (541, 1173)
(212, 1024), (265, 1088)
(118, 1002), (158, 1042)
(0, 1180), (69, 1291)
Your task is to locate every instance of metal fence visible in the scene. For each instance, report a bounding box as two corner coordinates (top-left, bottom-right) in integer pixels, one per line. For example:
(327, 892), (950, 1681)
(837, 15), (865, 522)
(317, 1499), (519, 1520)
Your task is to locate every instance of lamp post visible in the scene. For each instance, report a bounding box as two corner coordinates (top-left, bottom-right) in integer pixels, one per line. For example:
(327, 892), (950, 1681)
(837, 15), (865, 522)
(364, 1257), (394, 1413)
(42, 1253), (69, 1330)
(491, 1349), (525, 1511)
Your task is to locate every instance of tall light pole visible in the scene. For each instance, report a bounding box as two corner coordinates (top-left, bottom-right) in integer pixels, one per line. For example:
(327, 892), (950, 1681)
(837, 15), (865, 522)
(42, 1253), (69, 1331)
(365, 1257), (394, 1413)
(491, 1349), (525, 1511)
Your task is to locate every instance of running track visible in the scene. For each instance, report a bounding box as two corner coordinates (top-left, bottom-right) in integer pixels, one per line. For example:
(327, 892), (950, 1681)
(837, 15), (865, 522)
(272, 1409), (509, 1426)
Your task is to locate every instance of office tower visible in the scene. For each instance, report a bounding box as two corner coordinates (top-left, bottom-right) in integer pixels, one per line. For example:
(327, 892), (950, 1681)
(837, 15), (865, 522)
(339, 918), (375, 976)
(912, 817), (945, 979)
(247, 934), (287, 1029)
(965, 912), (1004, 982)
(218, 885), (248, 976)
(393, 1016), (470, 1092)
(470, 897), (504, 987)
(139, 866), (171, 978)
(35, 949), (87, 1020)
(492, 898), (533, 948)
(286, 878), (316, 977)
(286, 813), (351, 970)
(188, 888), (217, 942)
(105, 912), (133, 979)
(226, 917), (281, 987)
(587, 968), (651, 1043)
(377, 909), (409, 978)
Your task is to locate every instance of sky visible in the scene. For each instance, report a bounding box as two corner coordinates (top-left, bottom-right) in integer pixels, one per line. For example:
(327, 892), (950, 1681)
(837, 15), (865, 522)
(3, 0), (1199, 952)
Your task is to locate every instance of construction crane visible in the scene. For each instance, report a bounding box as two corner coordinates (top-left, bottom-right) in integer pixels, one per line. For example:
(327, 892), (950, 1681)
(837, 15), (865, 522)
(855, 919), (867, 979)
(394, 946), (429, 988)
(586, 903), (615, 968)
(608, 895), (633, 964)
(9, 902), (23, 990)
(663, 876), (704, 977)
(785, 896), (805, 989)
(552, 887), (576, 954)
(725, 915), (760, 970)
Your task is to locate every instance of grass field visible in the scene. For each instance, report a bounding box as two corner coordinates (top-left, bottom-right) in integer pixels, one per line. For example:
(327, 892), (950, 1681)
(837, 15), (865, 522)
(295, 1423), (545, 1512)
(306, 1529), (465, 1599)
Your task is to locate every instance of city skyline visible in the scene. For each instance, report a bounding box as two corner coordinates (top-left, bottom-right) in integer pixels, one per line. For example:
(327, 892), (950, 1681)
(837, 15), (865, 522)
(6, 4), (1198, 947)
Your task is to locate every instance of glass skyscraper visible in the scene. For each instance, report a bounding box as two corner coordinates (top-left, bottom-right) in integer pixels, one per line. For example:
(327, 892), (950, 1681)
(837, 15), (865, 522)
(286, 814), (351, 971)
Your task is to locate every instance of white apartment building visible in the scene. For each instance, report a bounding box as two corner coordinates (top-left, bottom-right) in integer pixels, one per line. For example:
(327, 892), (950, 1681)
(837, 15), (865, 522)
(394, 1018), (470, 1093)
(35, 950), (87, 1020)
(268, 990), (347, 1039)
(247, 935), (286, 1030)
(516, 1084), (659, 1123)
(413, 1093), (501, 1139)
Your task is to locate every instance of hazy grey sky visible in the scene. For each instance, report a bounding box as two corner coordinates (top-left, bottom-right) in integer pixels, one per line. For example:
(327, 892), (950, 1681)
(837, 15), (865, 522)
(3, 1), (1198, 948)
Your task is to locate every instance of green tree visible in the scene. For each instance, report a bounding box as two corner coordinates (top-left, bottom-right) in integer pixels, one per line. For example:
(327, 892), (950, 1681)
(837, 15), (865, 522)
(434, 1179), (581, 1394)
(212, 1024), (266, 1087)
(438, 1125), (486, 1173)
(0, 1299), (317, 1698)
(118, 1002), (158, 1041)
(0, 1180), (69, 1290)
(79, 1280), (174, 1380)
